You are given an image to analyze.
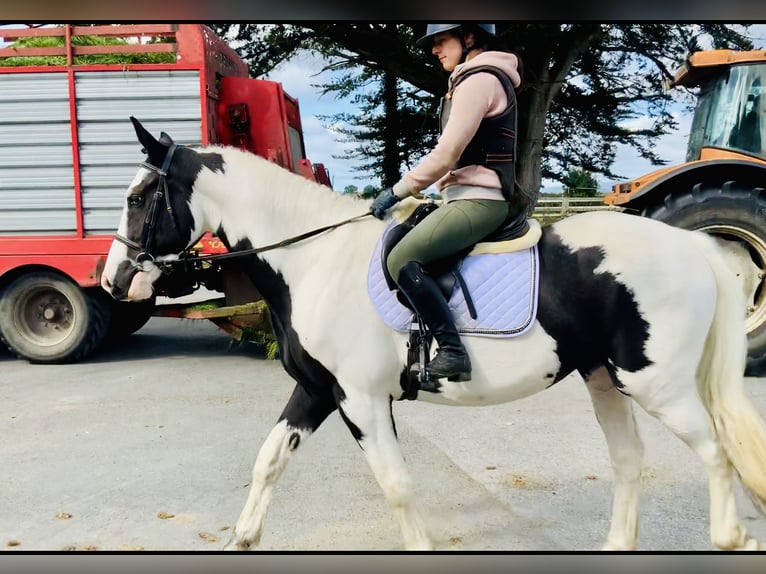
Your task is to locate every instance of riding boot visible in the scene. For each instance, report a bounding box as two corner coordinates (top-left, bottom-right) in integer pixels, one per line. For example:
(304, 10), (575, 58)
(397, 261), (472, 382)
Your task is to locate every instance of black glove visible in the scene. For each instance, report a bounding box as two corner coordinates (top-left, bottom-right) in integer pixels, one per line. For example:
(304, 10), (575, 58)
(370, 187), (401, 219)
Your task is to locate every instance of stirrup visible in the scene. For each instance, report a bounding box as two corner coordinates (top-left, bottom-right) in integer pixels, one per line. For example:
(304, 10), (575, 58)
(427, 369), (472, 383)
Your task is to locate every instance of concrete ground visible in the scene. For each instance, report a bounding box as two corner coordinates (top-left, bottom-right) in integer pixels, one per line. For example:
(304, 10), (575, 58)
(2, 316), (766, 552)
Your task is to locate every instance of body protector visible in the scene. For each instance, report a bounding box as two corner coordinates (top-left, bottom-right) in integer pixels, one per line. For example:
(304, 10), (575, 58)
(439, 65), (525, 210)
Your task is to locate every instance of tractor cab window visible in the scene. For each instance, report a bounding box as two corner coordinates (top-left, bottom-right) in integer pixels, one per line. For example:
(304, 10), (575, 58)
(687, 63), (766, 160)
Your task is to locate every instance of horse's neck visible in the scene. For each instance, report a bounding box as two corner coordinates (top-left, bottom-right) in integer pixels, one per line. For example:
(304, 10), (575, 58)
(198, 154), (378, 291)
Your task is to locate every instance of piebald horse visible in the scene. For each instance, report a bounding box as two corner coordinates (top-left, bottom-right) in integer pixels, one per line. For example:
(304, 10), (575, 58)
(101, 117), (766, 551)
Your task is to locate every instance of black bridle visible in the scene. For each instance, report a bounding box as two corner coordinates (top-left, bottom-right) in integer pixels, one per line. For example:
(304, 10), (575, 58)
(114, 144), (372, 272)
(114, 143), (183, 269)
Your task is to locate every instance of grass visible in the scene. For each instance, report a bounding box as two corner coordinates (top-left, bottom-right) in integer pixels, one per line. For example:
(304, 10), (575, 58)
(1, 33), (176, 66)
(234, 325), (280, 360)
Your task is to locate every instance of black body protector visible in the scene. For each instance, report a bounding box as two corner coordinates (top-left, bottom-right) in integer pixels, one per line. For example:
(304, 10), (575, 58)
(439, 64), (530, 232)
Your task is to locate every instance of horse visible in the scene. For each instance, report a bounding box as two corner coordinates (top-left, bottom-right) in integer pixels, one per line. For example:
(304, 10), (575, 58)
(100, 117), (766, 551)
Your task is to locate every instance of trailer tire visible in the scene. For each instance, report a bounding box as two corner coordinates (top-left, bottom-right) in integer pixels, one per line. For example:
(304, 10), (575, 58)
(106, 297), (155, 339)
(0, 271), (112, 364)
(641, 181), (766, 376)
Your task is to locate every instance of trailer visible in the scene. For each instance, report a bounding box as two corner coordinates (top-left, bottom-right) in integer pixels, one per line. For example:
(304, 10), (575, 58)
(0, 24), (331, 363)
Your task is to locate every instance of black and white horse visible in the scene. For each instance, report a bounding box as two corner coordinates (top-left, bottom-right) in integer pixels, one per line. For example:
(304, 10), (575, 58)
(101, 117), (766, 551)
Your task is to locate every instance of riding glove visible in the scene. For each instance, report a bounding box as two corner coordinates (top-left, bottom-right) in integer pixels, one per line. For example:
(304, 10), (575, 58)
(370, 187), (401, 219)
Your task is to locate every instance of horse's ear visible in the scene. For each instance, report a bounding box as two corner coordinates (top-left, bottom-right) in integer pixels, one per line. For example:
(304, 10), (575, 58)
(130, 116), (167, 163)
(159, 131), (175, 145)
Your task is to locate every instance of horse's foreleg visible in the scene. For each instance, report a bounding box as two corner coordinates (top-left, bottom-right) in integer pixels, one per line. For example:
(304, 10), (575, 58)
(338, 390), (434, 550)
(225, 383), (336, 550)
(584, 366), (644, 551)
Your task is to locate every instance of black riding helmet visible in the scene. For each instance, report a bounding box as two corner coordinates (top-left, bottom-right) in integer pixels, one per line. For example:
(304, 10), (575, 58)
(416, 23), (496, 64)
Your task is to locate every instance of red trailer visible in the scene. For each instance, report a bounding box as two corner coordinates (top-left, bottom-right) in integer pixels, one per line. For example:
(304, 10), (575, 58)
(0, 24), (331, 363)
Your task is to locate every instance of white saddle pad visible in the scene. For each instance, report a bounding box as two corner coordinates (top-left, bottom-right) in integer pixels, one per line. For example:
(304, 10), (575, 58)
(367, 222), (541, 338)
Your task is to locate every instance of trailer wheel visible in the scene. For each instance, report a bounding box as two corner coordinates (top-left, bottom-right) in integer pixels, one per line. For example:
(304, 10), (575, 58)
(106, 297), (155, 339)
(642, 182), (766, 376)
(0, 271), (112, 364)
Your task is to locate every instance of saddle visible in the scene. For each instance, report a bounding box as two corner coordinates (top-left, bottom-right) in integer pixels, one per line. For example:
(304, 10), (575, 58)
(380, 200), (533, 318)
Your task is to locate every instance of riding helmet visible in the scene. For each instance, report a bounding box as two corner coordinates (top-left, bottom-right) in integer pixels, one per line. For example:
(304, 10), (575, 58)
(416, 23), (496, 47)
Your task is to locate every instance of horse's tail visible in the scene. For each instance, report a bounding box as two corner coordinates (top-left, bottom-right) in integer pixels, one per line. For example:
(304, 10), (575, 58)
(691, 231), (766, 513)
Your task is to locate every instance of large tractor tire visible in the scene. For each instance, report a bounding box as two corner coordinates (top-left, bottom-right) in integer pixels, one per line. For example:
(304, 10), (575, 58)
(0, 271), (112, 364)
(642, 182), (766, 376)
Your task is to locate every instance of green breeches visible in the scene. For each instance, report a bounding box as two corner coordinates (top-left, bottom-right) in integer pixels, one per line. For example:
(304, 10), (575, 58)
(386, 198), (510, 284)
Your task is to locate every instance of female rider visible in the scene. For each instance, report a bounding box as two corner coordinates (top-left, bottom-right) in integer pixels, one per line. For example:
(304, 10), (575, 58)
(371, 23), (528, 383)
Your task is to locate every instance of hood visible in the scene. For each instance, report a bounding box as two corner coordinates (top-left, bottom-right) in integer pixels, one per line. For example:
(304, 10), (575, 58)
(451, 51), (522, 89)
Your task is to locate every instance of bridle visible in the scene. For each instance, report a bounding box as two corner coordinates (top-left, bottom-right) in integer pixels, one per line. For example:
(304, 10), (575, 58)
(114, 143), (184, 270)
(114, 143), (372, 273)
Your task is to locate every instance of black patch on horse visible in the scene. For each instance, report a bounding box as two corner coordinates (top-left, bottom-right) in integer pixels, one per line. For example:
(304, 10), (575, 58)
(216, 230), (359, 440)
(535, 228), (653, 388)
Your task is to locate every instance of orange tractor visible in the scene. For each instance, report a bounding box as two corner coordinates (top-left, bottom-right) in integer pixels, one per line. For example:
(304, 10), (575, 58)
(606, 49), (766, 375)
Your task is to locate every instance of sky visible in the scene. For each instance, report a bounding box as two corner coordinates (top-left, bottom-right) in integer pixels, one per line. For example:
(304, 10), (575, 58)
(263, 25), (766, 195)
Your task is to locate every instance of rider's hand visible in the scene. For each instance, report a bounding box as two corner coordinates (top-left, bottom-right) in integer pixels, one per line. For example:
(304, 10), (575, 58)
(370, 187), (401, 220)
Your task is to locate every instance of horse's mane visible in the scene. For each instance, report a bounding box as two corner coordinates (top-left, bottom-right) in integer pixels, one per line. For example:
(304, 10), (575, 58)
(197, 143), (371, 218)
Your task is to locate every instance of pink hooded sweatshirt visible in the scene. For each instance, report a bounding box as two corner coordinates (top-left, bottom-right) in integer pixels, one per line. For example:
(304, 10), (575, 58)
(392, 51), (522, 203)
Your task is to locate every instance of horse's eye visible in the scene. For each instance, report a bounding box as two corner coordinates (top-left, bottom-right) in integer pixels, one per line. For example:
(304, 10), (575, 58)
(128, 195), (144, 208)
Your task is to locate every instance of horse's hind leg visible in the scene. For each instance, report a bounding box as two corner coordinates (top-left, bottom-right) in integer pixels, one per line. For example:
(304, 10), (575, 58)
(631, 376), (760, 551)
(584, 366), (644, 551)
(225, 383), (337, 550)
(337, 389), (434, 550)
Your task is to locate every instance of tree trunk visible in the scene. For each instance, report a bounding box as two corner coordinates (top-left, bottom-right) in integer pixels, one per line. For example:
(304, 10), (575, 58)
(381, 71), (401, 187)
(516, 24), (605, 209)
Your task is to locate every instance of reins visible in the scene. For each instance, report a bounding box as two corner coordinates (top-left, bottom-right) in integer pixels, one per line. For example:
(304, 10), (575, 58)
(181, 211), (373, 265)
(114, 144), (374, 270)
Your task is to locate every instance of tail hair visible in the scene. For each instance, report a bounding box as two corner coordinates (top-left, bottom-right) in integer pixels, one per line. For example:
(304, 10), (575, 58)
(691, 231), (766, 514)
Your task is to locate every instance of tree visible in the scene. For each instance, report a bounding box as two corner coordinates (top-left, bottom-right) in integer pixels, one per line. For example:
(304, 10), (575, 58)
(316, 67), (439, 188)
(562, 168), (600, 197)
(209, 23), (753, 204)
(342, 184), (359, 194)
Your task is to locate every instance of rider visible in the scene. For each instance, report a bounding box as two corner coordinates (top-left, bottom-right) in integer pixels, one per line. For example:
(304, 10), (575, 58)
(371, 23), (529, 383)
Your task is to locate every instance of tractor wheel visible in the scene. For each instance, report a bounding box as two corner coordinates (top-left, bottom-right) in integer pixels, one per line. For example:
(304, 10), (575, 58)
(642, 181), (766, 376)
(106, 297), (156, 339)
(0, 271), (112, 364)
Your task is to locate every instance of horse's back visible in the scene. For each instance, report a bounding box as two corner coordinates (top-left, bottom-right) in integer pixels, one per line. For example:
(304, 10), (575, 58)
(548, 210), (716, 289)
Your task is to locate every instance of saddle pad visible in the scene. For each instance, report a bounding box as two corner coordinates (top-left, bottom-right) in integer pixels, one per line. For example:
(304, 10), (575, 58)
(367, 223), (540, 338)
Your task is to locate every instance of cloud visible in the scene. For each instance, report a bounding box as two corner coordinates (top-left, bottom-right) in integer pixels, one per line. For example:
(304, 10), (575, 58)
(264, 52), (330, 101)
(299, 108), (376, 192)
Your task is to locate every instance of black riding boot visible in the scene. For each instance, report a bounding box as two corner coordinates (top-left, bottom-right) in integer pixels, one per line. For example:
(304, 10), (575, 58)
(397, 261), (472, 382)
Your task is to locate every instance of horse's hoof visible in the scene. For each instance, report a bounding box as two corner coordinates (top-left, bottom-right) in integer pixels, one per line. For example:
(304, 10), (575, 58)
(223, 536), (251, 551)
(739, 537), (761, 551)
(601, 541), (636, 551)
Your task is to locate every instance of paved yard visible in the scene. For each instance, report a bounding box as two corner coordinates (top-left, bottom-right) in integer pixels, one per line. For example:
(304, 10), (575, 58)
(2, 317), (766, 552)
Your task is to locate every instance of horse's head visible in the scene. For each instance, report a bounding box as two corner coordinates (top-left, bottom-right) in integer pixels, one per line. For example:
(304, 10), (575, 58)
(101, 117), (206, 301)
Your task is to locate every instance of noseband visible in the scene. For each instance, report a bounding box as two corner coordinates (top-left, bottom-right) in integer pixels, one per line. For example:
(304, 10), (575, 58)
(114, 144), (184, 270)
